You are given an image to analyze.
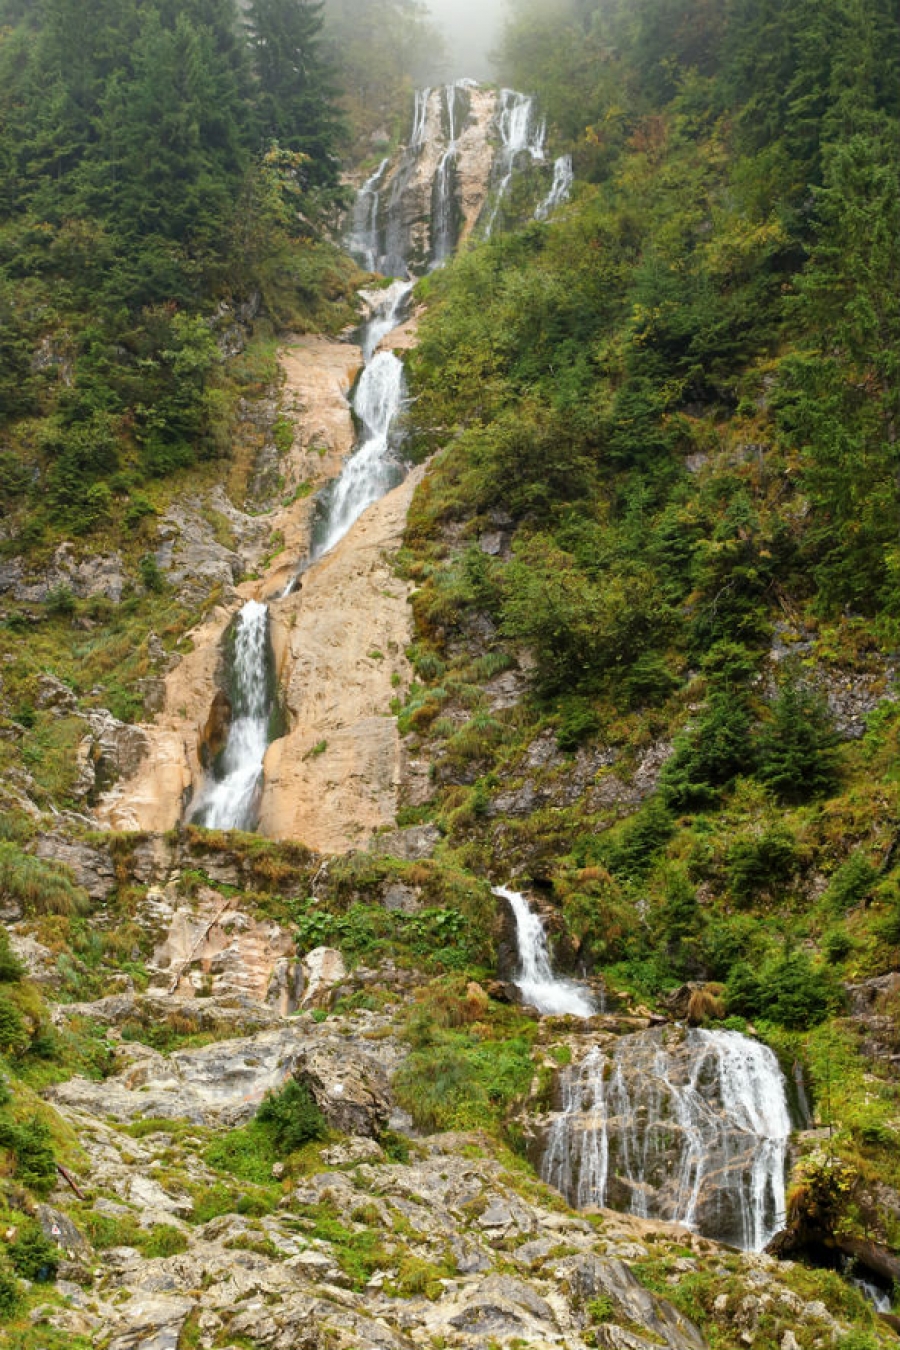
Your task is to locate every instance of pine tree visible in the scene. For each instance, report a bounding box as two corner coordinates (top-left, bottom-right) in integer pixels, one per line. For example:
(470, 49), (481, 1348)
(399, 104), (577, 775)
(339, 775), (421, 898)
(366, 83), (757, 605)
(247, 0), (345, 188)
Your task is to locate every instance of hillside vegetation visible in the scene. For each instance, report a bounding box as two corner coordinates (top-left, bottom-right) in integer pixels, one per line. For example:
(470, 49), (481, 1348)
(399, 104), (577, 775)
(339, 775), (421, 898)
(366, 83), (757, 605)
(397, 0), (900, 1253)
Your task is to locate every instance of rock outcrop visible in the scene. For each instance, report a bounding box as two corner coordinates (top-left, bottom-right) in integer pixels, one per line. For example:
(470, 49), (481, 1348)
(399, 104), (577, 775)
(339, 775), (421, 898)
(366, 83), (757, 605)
(94, 335), (363, 836)
(258, 465), (425, 851)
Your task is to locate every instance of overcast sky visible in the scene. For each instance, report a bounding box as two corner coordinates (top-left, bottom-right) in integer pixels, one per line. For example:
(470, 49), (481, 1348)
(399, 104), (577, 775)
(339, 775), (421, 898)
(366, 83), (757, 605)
(425, 0), (507, 81)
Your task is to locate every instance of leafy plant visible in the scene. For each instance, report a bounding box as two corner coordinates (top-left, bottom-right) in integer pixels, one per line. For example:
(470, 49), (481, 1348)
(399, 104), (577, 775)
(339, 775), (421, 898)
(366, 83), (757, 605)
(256, 1078), (328, 1153)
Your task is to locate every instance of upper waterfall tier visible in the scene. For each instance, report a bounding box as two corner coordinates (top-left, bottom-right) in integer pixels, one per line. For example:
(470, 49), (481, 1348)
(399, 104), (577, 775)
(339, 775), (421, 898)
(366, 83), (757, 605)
(348, 82), (567, 276)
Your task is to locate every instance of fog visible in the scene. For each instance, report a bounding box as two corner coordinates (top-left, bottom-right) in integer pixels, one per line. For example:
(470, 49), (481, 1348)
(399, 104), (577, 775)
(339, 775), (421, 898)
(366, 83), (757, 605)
(425, 0), (507, 81)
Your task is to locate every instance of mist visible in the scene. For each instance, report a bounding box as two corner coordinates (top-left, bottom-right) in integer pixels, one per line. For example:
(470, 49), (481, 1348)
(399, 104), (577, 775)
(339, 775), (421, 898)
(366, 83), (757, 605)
(425, 0), (507, 82)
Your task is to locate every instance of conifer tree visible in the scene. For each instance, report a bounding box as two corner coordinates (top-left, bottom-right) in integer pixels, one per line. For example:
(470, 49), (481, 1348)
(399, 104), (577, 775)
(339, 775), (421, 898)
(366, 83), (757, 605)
(247, 0), (345, 188)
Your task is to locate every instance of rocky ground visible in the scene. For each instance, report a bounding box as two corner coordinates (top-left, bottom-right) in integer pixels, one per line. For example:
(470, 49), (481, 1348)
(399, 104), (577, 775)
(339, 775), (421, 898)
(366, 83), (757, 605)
(7, 844), (893, 1350)
(26, 987), (877, 1350)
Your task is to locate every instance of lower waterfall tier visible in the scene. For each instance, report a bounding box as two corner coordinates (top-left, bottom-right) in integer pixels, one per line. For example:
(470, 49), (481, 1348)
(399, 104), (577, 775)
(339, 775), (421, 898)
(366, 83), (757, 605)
(538, 1026), (791, 1251)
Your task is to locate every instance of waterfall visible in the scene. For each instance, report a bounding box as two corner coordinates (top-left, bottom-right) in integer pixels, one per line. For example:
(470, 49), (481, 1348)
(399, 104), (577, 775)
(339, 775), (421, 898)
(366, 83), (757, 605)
(541, 1027), (791, 1251)
(360, 278), (414, 362)
(485, 89), (546, 236)
(187, 600), (273, 831)
(431, 82), (470, 266)
(536, 154), (574, 220)
(312, 347), (407, 561)
(347, 157), (390, 272)
(497, 886), (594, 1018)
(410, 86), (431, 151)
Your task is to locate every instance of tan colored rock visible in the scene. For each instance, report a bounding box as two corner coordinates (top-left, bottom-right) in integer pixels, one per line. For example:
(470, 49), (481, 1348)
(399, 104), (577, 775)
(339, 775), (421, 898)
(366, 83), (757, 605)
(150, 886), (301, 1011)
(258, 464), (425, 851)
(299, 945), (347, 1009)
(261, 335), (364, 600)
(95, 336), (362, 834)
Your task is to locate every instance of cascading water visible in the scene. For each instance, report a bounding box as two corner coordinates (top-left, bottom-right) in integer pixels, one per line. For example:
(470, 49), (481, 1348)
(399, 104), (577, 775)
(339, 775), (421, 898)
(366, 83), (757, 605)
(536, 154), (574, 220)
(348, 158), (390, 272)
(187, 600), (274, 831)
(431, 81), (472, 266)
(360, 278), (414, 363)
(485, 89), (546, 236)
(312, 348), (406, 560)
(540, 1027), (791, 1251)
(497, 885), (594, 1018)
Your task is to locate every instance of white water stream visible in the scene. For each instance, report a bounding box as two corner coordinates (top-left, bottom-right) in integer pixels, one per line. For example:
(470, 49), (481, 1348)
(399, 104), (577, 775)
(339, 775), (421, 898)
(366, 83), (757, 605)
(541, 1029), (791, 1251)
(496, 886), (595, 1018)
(486, 89), (546, 236)
(498, 887), (790, 1250)
(313, 347), (407, 559)
(348, 157), (390, 272)
(536, 154), (574, 219)
(187, 600), (272, 830)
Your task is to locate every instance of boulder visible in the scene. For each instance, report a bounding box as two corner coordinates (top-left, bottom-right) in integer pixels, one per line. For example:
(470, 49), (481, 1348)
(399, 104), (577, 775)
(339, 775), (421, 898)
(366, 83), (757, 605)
(556, 1254), (707, 1349)
(35, 831), (115, 901)
(300, 946), (347, 1009)
(294, 1044), (391, 1137)
(36, 1205), (91, 1261)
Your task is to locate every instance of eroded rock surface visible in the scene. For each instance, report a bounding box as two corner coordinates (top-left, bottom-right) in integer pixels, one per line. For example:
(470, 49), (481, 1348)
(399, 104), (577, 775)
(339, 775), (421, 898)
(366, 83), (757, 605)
(258, 465), (426, 851)
(93, 335), (363, 836)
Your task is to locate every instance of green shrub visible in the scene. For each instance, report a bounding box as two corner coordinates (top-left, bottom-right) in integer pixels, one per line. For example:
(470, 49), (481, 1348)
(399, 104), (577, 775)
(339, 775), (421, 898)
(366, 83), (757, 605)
(0, 1111), (57, 1192)
(726, 828), (799, 905)
(756, 676), (841, 803)
(822, 851), (879, 916)
(139, 553), (166, 592)
(700, 913), (769, 981)
(0, 842), (90, 917)
(393, 1032), (532, 1133)
(45, 584), (76, 617)
(555, 696), (600, 751)
(0, 929), (24, 983)
(821, 926), (854, 964)
(0, 1261), (19, 1320)
(6, 1215), (59, 1280)
(660, 690), (755, 809)
(256, 1078), (328, 1152)
(589, 796), (675, 881)
(727, 950), (842, 1029)
(141, 1224), (189, 1258)
(0, 995), (28, 1056)
(586, 1294), (615, 1323)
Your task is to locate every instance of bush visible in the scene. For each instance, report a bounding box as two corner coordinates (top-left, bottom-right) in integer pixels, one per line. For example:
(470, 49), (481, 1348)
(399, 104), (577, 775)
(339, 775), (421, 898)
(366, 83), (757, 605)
(756, 676), (841, 803)
(45, 584), (76, 618)
(0, 1261), (19, 1320)
(0, 1112), (57, 1192)
(728, 950), (842, 1029)
(256, 1078), (328, 1153)
(660, 690), (755, 808)
(6, 1216), (59, 1280)
(0, 929), (24, 983)
(726, 828), (799, 905)
(0, 995), (28, 1056)
(0, 842), (90, 917)
(822, 851), (879, 916)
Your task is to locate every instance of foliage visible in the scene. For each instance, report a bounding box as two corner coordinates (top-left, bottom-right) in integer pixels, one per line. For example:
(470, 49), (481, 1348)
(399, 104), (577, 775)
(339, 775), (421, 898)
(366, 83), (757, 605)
(756, 675), (842, 803)
(255, 1077), (328, 1153)
(394, 998), (533, 1135)
(0, 1111), (57, 1193)
(4, 1216), (59, 1281)
(0, 843), (90, 917)
(726, 950), (843, 1029)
